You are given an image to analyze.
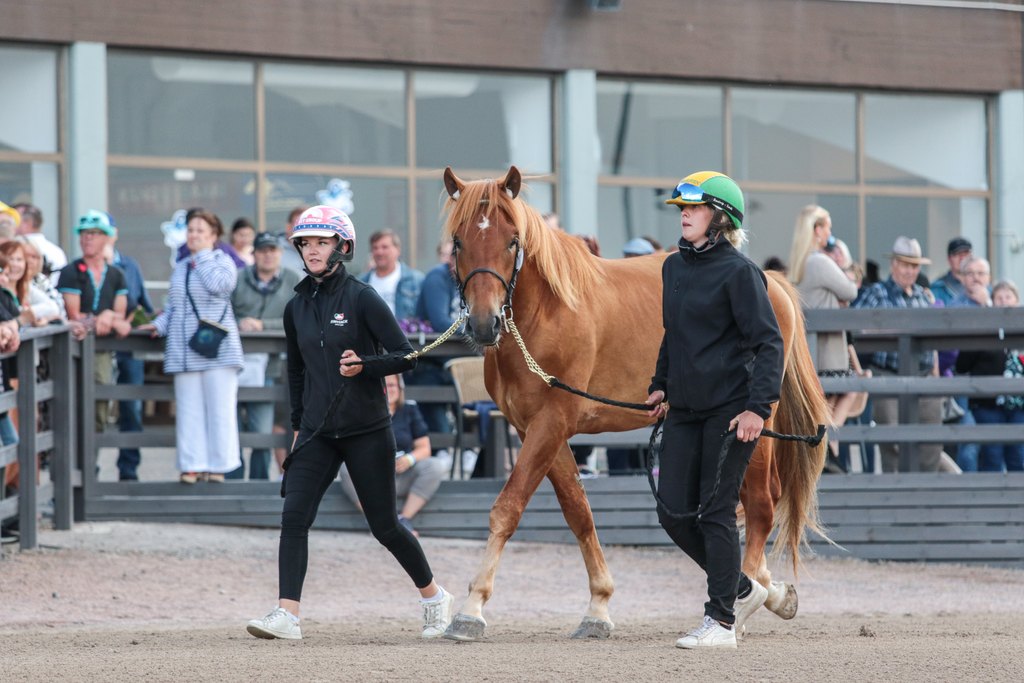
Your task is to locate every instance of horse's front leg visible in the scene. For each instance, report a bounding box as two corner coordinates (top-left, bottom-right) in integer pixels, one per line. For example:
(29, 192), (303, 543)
(546, 441), (615, 638)
(443, 429), (557, 642)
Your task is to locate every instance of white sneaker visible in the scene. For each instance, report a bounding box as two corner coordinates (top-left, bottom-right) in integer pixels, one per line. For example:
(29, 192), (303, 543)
(421, 588), (454, 639)
(675, 615), (737, 649)
(734, 578), (769, 640)
(247, 607), (302, 640)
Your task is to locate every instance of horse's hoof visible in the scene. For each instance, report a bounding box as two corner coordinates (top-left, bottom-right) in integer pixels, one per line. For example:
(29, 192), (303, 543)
(570, 617), (614, 639)
(443, 613), (487, 641)
(764, 581), (798, 620)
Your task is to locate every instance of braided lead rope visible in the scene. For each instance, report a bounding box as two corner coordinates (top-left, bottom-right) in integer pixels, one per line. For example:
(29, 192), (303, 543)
(505, 317), (554, 385)
(404, 312), (469, 361)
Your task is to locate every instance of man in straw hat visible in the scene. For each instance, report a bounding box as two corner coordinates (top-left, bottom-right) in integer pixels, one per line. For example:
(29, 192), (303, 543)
(852, 236), (943, 472)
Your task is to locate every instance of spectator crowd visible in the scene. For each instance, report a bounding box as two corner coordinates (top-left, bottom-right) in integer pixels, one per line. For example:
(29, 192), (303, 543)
(0, 192), (1021, 529)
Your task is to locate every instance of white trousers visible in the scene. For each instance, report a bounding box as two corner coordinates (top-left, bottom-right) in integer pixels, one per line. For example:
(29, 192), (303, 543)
(174, 367), (241, 474)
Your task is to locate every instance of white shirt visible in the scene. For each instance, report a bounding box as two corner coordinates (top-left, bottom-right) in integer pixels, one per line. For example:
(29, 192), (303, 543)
(25, 232), (68, 273)
(368, 266), (402, 314)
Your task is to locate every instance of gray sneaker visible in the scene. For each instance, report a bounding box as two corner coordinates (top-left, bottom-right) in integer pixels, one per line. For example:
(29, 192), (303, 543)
(734, 578), (769, 640)
(421, 588), (454, 639)
(675, 615), (737, 649)
(247, 607), (302, 640)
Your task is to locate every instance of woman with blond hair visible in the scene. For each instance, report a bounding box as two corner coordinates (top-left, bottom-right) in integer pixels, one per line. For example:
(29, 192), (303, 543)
(787, 205), (859, 470)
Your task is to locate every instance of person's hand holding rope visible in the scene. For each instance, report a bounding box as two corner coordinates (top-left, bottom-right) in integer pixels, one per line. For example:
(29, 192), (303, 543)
(339, 349), (362, 377)
(729, 410), (764, 442)
(645, 390), (667, 419)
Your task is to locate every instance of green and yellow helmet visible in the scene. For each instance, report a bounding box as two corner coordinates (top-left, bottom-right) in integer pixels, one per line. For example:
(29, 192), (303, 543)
(665, 171), (745, 231)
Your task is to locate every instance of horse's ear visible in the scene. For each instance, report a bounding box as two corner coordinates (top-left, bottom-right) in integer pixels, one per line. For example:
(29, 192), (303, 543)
(443, 167), (465, 200)
(500, 166), (522, 200)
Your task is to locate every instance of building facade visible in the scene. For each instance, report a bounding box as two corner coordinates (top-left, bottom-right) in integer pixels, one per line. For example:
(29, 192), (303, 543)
(2, 0), (1022, 288)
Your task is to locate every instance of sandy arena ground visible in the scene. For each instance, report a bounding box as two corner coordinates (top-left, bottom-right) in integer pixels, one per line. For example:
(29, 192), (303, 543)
(2, 521), (1022, 682)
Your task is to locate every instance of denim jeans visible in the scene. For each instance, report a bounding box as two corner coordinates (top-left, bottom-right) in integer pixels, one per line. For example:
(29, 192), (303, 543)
(229, 378), (275, 480)
(971, 405), (1024, 472)
(953, 396), (980, 472)
(0, 412), (18, 446)
(116, 353), (145, 479)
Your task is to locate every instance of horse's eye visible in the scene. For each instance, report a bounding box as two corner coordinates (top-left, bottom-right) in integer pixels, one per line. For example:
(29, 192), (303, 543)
(452, 238), (462, 252)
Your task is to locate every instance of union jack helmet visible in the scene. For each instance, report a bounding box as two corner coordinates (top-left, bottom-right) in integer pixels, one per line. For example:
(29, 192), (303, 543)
(291, 205), (355, 261)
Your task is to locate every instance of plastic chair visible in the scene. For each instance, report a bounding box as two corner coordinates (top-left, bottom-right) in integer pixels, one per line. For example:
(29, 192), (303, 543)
(445, 357), (514, 479)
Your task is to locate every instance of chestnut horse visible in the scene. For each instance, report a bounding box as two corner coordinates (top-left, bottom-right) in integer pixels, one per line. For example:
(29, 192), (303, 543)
(441, 166), (829, 642)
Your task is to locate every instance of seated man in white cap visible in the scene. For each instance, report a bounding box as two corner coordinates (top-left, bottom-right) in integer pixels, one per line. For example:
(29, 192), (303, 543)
(622, 237), (656, 258)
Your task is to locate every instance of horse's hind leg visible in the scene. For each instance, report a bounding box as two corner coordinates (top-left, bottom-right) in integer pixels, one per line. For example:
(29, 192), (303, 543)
(741, 441), (798, 623)
(444, 434), (555, 642)
(547, 442), (615, 639)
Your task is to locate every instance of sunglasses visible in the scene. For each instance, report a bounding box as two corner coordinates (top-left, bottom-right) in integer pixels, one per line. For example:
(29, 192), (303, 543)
(671, 183), (744, 222)
(79, 215), (110, 228)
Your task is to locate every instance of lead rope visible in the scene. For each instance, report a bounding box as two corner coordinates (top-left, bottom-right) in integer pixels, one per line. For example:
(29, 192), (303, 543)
(504, 316), (825, 445)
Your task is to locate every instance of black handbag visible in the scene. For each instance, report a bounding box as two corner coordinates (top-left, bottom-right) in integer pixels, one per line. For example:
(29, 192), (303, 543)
(185, 266), (229, 359)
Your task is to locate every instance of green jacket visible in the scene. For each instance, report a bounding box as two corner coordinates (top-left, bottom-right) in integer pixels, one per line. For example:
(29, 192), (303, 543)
(231, 265), (303, 379)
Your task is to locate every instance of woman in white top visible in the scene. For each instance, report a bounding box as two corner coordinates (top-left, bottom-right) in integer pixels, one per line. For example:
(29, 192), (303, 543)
(788, 205), (861, 467)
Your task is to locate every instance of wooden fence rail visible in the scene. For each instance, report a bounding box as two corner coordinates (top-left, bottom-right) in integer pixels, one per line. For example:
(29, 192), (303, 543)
(3, 307), (1023, 566)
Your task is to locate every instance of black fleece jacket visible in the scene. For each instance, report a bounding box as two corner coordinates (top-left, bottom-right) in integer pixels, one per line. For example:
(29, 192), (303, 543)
(649, 238), (783, 419)
(284, 265), (416, 438)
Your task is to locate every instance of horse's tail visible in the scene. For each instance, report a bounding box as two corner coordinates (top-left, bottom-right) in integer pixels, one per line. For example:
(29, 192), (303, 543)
(766, 272), (832, 574)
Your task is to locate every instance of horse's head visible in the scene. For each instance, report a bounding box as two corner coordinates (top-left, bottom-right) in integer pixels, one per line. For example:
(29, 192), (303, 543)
(443, 166), (525, 346)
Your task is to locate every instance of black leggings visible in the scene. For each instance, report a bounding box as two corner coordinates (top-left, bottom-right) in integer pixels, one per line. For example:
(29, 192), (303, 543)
(279, 427), (433, 601)
(657, 404), (757, 624)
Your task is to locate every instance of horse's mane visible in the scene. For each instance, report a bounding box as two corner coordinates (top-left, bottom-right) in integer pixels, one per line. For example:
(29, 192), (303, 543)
(442, 178), (603, 311)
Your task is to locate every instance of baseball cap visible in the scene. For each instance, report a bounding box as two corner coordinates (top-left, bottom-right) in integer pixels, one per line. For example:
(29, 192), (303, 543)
(253, 232), (282, 250)
(75, 210), (116, 236)
(947, 237), (972, 256)
(622, 237), (655, 256)
(0, 201), (20, 228)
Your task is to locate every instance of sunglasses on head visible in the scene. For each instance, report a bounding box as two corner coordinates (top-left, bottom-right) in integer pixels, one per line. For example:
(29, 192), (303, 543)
(80, 215), (108, 228)
(671, 183), (744, 222)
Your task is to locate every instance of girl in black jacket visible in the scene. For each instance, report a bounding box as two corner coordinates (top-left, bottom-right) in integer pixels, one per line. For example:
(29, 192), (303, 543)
(645, 172), (783, 650)
(247, 206), (452, 641)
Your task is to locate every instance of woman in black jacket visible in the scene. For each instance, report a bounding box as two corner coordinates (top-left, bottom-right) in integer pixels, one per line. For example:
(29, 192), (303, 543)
(645, 172), (783, 649)
(247, 206), (452, 641)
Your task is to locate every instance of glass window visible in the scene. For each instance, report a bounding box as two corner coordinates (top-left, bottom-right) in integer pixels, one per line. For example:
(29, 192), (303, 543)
(415, 71), (552, 173)
(732, 88), (856, 184)
(0, 45), (58, 153)
(865, 94), (987, 190)
(865, 196), (987, 281)
(0, 161), (61, 242)
(597, 185), (680, 259)
(108, 53), (255, 160)
(108, 167), (257, 285)
(266, 174), (408, 270)
(265, 64), (406, 166)
(597, 81), (722, 178)
(743, 193), (859, 270)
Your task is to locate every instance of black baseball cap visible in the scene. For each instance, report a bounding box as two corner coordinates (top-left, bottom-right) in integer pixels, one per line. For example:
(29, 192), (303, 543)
(253, 232), (282, 250)
(947, 237), (972, 256)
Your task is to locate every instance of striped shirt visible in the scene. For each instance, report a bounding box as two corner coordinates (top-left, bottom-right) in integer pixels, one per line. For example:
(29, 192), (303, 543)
(152, 249), (243, 374)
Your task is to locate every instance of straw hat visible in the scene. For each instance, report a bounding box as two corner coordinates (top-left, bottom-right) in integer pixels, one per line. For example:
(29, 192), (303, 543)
(886, 236), (931, 265)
